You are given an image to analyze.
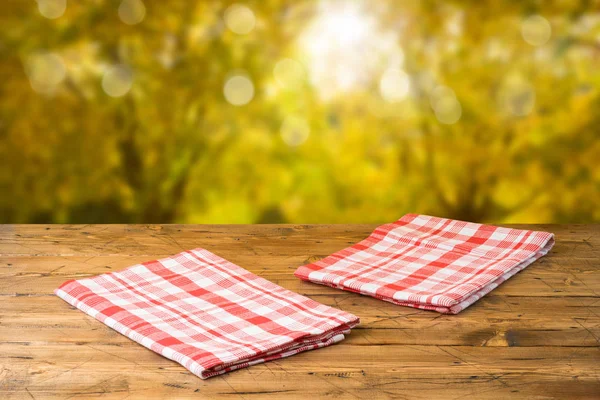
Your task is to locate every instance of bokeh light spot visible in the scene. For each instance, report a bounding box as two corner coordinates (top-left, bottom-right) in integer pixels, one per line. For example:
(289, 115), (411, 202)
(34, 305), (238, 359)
(498, 76), (536, 117)
(37, 0), (66, 19)
(379, 68), (410, 102)
(281, 116), (310, 147)
(434, 97), (462, 124)
(224, 4), (256, 35)
(118, 0), (146, 25)
(521, 15), (551, 46)
(429, 85), (456, 110)
(429, 85), (461, 124)
(223, 75), (255, 106)
(102, 65), (133, 97)
(25, 52), (67, 94)
(273, 58), (306, 90)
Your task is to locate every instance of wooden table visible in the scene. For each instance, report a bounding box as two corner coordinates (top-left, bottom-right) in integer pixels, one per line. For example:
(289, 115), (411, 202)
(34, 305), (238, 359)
(1, 224), (599, 399)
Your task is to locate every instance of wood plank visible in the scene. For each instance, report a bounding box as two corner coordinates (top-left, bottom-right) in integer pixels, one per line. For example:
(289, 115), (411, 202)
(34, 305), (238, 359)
(1, 295), (598, 347)
(1, 343), (599, 399)
(1, 254), (598, 298)
(0, 224), (597, 259)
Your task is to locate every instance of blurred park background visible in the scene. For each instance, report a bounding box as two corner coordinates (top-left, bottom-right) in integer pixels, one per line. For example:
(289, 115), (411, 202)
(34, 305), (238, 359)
(1, 0), (599, 224)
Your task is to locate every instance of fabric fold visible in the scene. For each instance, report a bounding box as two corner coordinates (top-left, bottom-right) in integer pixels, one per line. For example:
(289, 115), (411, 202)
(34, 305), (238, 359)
(295, 214), (554, 314)
(55, 248), (359, 379)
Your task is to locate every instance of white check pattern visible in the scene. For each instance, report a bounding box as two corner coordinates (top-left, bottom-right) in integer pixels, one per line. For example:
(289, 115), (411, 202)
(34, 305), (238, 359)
(55, 249), (359, 379)
(295, 214), (555, 314)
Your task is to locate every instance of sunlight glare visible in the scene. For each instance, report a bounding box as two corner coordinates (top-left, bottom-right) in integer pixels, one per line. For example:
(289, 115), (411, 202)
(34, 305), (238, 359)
(299, 1), (403, 100)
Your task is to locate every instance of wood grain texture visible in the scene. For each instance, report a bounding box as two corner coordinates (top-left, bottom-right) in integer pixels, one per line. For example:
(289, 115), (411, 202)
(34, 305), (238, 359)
(1, 224), (599, 399)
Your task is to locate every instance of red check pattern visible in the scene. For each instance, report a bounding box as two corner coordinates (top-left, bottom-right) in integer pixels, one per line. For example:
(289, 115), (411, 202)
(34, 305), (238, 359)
(295, 214), (555, 314)
(55, 249), (359, 379)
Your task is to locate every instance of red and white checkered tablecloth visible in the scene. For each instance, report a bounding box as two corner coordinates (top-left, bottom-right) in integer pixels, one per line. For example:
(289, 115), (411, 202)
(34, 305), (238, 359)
(55, 249), (359, 379)
(295, 214), (555, 314)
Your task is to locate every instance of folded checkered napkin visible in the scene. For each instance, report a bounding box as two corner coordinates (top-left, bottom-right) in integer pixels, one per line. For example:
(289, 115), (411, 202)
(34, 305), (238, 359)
(295, 214), (555, 314)
(55, 249), (359, 379)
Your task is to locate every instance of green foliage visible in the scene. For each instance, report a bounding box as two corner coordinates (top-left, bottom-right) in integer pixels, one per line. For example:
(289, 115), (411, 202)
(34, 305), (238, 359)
(0, 0), (598, 223)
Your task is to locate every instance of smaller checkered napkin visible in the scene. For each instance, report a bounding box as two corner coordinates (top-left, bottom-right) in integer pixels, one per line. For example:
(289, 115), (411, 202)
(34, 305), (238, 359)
(295, 214), (554, 314)
(55, 249), (359, 379)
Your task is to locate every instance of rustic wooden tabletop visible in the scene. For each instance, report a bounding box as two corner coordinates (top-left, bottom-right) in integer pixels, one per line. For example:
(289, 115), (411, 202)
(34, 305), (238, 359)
(1, 224), (598, 399)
